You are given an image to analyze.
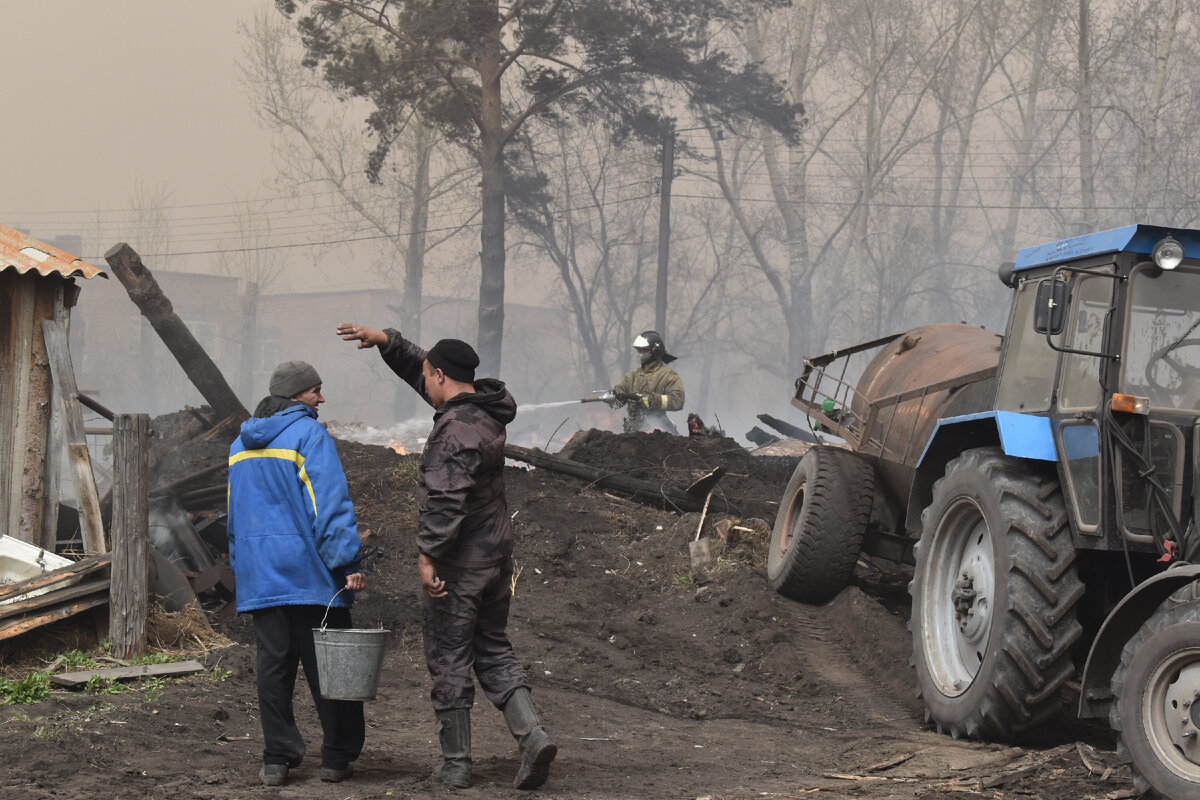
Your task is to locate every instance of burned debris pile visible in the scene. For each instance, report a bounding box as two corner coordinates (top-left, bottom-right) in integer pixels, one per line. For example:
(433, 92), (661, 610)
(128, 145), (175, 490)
(553, 428), (798, 522)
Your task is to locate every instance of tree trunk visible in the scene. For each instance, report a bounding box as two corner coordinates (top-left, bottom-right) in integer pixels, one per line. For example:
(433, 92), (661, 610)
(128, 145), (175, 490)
(999, 18), (1051, 260)
(238, 281), (259, 404)
(397, 124), (433, 418)
(1077, 0), (1096, 230)
(476, 9), (506, 377)
(655, 130), (674, 338)
(1133, 0), (1180, 217)
(751, 6), (815, 377)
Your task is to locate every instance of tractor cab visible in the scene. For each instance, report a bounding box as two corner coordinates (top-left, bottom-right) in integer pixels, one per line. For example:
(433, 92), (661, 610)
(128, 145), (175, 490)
(996, 224), (1200, 565)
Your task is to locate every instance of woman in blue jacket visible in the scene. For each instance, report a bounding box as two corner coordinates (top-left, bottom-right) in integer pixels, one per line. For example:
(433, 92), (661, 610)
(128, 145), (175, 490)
(227, 360), (366, 787)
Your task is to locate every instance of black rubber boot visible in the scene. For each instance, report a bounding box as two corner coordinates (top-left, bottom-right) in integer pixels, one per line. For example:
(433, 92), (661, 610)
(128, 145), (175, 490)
(503, 688), (557, 790)
(432, 709), (471, 789)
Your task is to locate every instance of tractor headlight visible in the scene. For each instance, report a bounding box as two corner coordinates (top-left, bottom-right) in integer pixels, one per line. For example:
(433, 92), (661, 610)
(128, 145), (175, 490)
(1152, 235), (1184, 270)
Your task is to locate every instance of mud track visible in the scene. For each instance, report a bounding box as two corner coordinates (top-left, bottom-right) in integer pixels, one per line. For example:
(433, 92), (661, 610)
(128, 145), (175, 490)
(0, 433), (1134, 799)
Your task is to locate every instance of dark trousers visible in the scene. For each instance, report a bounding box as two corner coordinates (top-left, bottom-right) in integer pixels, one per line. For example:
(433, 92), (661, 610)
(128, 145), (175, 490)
(422, 560), (528, 712)
(252, 605), (365, 768)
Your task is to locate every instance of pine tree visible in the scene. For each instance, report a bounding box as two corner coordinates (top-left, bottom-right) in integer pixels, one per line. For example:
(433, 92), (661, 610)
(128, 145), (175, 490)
(277, 0), (800, 373)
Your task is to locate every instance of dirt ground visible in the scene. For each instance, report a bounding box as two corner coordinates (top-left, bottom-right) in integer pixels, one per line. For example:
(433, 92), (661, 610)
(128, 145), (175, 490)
(0, 431), (1140, 800)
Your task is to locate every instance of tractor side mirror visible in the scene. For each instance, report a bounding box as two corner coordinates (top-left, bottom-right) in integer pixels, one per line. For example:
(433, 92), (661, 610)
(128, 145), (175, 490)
(1033, 279), (1067, 335)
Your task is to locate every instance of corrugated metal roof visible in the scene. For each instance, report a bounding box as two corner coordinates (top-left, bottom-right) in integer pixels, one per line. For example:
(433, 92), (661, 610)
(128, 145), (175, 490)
(0, 224), (107, 280)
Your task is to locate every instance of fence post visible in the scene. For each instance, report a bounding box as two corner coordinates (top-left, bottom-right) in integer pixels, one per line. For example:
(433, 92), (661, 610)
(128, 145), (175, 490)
(110, 413), (150, 659)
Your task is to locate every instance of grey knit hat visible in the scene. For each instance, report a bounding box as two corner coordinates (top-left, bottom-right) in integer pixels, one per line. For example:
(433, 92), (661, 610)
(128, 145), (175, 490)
(269, 361), (321, 398)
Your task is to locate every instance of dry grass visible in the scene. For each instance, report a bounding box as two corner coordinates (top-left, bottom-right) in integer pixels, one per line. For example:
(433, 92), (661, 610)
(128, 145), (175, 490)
(144, 602), (233, 657)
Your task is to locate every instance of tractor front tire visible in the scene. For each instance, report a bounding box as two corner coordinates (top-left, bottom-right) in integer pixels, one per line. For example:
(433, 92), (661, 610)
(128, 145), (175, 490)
(767, 445), (875, 604)
(1110, 590), (1200, 799)
(910, 447), (1083, 740)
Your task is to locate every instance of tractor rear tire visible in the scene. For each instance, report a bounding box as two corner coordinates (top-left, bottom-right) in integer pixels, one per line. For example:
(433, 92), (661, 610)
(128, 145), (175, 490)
(1110, 589), (1200, 799)
(767, 445), (875, 604)
(910, 447), (1083, 740)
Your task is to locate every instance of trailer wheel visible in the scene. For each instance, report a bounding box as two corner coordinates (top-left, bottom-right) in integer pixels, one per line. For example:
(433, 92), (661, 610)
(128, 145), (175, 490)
(911, 447), (1083, 740)
(1110, 591), (1200, 799)
(767, 445), (874, 603)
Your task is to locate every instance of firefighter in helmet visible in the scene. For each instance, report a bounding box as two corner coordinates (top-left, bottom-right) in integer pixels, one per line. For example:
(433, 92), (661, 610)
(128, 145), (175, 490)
(611, 330), (685, 433)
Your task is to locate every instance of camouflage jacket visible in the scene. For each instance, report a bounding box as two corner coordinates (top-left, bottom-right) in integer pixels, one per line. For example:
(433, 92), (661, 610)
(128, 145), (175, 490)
(379, 329), (517, 568)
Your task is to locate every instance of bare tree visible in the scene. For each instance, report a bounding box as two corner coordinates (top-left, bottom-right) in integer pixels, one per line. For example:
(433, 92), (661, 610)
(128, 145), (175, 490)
(240, 8), (477, 414)
(509, 125), (659, 390)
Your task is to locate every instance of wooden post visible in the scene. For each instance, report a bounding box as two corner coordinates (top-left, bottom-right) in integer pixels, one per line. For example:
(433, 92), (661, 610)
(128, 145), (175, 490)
(103, 243), (248, 422)
(110, 413), (150, 660)
(1, 273), (59, 544)
(41, 320), (107, 554)
(41, 285), (71, 550)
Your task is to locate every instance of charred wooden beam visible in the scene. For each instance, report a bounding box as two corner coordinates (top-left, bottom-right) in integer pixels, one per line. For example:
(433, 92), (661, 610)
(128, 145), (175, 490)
(503, 443), (734, 514)
(103, 243), (248, 422)
(745, 426), (778, 447)
(757, 413), (818, 443)
(149, 461), (227, 497)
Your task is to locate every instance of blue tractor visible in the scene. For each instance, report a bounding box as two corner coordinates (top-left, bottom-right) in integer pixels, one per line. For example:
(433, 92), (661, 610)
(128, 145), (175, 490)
(767, 224), (1200, 798)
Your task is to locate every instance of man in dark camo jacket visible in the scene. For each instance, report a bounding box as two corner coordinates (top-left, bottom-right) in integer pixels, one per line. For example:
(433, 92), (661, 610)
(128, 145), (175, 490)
(336, 322), (557, 791)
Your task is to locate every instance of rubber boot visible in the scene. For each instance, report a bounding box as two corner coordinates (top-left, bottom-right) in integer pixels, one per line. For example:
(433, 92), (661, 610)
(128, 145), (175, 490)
(503, 688), (557, 790)
(432, 709), (471, 788)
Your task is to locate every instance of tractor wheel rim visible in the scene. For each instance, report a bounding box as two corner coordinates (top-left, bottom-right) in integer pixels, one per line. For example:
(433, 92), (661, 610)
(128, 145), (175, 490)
(1151, 654), (1200, 780)
(778, 482), (806, 556)
(923, 496), (995, 697)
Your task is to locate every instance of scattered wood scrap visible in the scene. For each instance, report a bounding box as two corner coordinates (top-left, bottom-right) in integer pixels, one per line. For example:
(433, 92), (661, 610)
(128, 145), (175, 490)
(51, 659), (206, 688)
(866, 750), (926, 772)
(0, 553), (110, 604)
(0, 553), (112, 642)
(822, 772), (920, 783)
(936, 742), (1076, 792)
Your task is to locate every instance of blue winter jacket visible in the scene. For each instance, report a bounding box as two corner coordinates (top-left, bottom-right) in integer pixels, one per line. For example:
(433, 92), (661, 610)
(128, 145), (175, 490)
(227, 403), (362, 613)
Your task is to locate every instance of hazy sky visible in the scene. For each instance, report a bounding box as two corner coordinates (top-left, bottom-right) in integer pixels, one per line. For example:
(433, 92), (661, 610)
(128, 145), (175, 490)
(0, 1), (274, 240)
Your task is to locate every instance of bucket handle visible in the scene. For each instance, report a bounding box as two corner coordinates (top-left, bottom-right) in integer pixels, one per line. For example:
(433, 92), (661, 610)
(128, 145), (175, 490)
(319, 587), (346, 631)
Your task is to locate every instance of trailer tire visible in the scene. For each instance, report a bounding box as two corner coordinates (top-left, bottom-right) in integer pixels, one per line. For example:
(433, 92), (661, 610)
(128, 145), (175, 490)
(767, 445), (874, 604)
(1110, 588), (1200, 799)
(910, 447), (1083, 740)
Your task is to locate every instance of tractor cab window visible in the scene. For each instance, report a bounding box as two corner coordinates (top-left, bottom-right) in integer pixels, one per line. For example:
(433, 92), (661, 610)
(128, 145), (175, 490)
(1121, 264), (1200, 412)
(1059, 276), (1111, 410)
(996, 278), (1057, 412)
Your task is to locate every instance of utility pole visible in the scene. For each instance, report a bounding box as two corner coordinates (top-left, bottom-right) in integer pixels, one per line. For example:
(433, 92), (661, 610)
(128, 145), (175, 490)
(655, 128), (675, 337)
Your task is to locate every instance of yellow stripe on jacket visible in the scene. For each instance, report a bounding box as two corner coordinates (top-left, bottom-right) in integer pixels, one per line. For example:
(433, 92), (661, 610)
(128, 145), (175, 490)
(228, 448), (318, 516)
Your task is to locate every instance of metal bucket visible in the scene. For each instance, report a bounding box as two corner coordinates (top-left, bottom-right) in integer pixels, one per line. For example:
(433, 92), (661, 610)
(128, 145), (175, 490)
(312, 627), (389, 701)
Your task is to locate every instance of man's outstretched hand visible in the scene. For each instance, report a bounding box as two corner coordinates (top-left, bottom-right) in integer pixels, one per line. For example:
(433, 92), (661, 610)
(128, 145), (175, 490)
(337, 323), (388, 349)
